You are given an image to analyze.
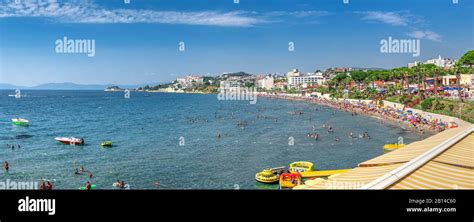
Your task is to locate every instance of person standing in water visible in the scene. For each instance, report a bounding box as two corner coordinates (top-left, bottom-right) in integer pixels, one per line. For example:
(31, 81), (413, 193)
(4, 161), (9, 173)
(47, 181), (53, 190)
(85, 181), (91, 190)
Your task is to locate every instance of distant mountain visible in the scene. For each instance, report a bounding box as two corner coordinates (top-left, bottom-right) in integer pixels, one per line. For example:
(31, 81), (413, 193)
(30, 82), (110, 90)
(0, 83), (25, 89)
(221, 71), (252, 77)
(0, 82), (162, 90)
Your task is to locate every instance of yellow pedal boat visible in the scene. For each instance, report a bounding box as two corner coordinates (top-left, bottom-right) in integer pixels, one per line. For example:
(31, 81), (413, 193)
(289, 161), (314, 173)
(255, 169), (279, 184)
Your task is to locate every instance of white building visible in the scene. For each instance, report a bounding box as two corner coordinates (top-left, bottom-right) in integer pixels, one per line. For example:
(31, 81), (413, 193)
(286, 69), (301, 77)
(425, 55), (455, 69)
(408, 61), (420, 68)
(256, 75), (274, 89)
(176, 75), (204, 88)
(408, 56), (456, 69)
(219, 80), (241, 88)
(288, 71), (327, 86)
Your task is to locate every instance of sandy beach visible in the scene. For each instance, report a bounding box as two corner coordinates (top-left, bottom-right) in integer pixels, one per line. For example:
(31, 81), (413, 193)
(257, 93), (459, 135)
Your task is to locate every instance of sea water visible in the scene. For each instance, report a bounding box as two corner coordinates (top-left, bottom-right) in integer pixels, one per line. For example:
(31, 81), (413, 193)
(0, 90), (430, 189)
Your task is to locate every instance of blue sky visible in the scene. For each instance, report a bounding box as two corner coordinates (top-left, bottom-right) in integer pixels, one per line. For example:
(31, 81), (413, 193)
(0, 0), (473, 86)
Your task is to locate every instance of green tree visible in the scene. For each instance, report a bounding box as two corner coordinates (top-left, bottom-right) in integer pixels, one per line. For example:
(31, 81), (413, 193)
(458, 50), (474, 68)
(350, 71), (368, 90)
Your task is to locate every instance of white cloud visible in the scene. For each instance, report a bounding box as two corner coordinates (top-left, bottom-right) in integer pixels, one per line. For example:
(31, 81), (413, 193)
(356, 11), (409, 26)
(356, 11), (441, 42)
(0, 0), (264, 27)
(407, 30), (442, 42)
(0, 0), (329, 27)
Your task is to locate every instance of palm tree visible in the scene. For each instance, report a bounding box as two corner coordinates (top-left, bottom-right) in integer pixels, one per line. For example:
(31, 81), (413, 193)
(422, 64), (437, 98)
(453, 62), (464, 102)
(402, 67), (413, 95)
(433, 66), (440, 98)
(413, 63), (422, 98)
(392, 68), (404, 96)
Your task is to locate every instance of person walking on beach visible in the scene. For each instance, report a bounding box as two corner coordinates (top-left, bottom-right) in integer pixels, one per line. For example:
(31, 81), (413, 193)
(4, 161), (9, 173)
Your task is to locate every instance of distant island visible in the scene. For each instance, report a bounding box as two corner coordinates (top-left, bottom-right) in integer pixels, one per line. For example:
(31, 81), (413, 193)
(0, 82), (160, 90)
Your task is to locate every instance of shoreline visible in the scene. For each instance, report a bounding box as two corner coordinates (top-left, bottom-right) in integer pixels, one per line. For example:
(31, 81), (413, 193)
(258, 93), (448, 136)
(106, 90), (458, 136)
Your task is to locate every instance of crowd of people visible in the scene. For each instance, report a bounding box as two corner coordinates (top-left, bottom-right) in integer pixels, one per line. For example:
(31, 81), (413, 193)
(261, 93), (458, 134)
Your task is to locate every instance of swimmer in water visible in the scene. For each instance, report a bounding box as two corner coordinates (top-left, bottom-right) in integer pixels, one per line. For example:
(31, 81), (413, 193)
(4, 161), (9, 173)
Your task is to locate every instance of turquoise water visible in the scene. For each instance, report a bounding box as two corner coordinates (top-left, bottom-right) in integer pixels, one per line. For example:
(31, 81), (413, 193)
(0, 90), (430, 189)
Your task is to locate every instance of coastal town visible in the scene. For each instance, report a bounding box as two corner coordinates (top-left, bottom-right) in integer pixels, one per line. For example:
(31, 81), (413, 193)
(2, 0), (474, 218)
(107, 50), (474, 124)
(103, 50), (474, 190)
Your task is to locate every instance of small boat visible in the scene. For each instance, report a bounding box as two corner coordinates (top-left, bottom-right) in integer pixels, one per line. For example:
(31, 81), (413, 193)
(279, 172), (302, 189)
(255, 169), (279, 184)
(11, 118), (29, 126)
(289, 161), (314, 173)
(55, 137), (84, 145)
(100, 141), (113, 147)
